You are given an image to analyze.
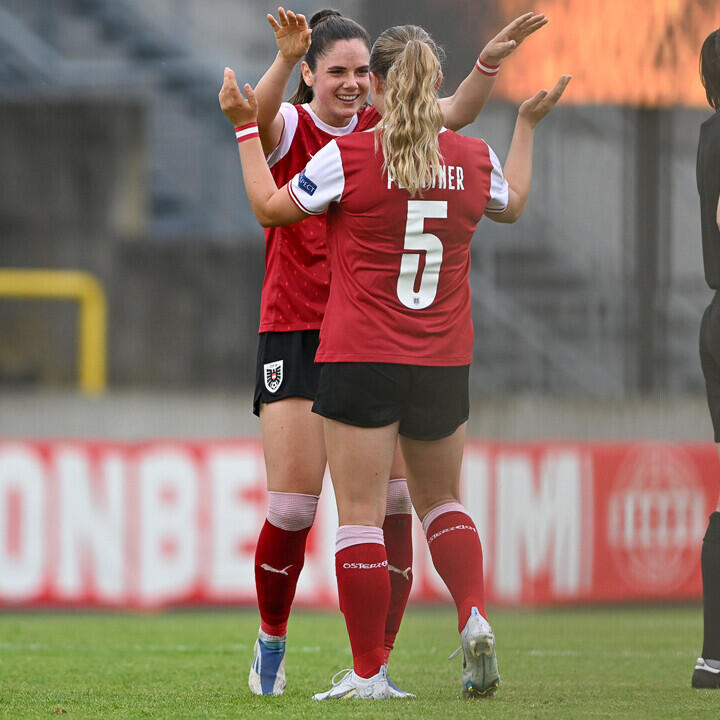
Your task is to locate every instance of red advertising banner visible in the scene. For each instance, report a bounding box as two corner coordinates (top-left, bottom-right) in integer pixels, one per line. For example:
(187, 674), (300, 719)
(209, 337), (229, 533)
(0, 440), (714, 608)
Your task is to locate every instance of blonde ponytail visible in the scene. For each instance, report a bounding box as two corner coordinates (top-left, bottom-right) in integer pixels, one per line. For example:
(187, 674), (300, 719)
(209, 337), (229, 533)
(370, 26), (444, 196)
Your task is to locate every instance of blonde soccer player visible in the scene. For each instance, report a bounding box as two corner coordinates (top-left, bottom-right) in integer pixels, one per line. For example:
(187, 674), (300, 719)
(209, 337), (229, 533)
(229, 7), (549, 697)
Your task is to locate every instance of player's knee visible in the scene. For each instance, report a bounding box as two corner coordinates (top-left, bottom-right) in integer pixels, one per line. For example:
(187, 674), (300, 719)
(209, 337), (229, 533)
(266, 491), (319, 531)
(386, 478), (412, 515)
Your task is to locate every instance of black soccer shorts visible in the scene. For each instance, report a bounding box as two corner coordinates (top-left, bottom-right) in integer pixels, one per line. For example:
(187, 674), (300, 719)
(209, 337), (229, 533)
(312, 362), (470, 441)
(253, 330), (321, 416)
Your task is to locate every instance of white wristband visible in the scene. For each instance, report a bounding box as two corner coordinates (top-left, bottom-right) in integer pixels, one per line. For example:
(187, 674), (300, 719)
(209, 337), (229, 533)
(475, 57), (500, 76)
(235, 123), (259, 143)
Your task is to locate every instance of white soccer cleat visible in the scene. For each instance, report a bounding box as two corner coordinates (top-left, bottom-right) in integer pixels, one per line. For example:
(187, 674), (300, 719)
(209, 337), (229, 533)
(386, 672), (416, 698)
(312, 665), (392, 700)
(450, 607), (500, 698)
(248, 630), (287, 696)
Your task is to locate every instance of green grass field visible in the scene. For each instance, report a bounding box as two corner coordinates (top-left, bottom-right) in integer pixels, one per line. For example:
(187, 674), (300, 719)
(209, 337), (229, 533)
(0, 606), (716, 719)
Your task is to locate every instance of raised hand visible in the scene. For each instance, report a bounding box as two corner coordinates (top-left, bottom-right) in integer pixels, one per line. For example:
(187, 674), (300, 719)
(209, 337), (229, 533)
(480, 11), (549, 66)
(518, 75), (572, 127)
(267, 7), (311, 62)
(218, 67), (258, 127)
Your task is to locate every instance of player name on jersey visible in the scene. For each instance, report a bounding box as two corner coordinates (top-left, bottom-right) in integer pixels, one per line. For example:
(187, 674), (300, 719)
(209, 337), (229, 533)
(387, 165), (466, 191)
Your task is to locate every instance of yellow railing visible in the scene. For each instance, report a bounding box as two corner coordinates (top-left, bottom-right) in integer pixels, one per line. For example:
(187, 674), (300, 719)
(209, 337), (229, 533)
(0, 269), (107, 395)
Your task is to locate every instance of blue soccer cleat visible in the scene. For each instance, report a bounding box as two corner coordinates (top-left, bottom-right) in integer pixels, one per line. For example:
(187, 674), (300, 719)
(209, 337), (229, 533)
(248, 629), (287, 696)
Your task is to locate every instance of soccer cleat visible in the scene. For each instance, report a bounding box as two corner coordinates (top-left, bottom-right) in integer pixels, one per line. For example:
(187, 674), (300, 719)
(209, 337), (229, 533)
(386, 670), (416, 698)
(312, 665), (393, 700)
(248, 630), (287, 696)
(692, 657), (720, 688)
(449, 607), (500, 698)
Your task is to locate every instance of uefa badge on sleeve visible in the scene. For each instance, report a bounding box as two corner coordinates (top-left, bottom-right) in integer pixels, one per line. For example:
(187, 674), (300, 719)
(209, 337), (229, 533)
(264, 360), (283, 393)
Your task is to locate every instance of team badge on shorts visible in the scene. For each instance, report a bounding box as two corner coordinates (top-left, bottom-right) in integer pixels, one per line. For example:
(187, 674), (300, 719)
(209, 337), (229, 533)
(264, 360), (284, 393)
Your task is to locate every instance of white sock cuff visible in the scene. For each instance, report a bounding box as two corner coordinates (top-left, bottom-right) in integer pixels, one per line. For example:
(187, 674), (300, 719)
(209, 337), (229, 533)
(422, 502), (468, 535)
(258, 627), (287, 643)
(386, 478), (412, 516)
(335, 525), (385, 553)
(266, 491), (319, 532)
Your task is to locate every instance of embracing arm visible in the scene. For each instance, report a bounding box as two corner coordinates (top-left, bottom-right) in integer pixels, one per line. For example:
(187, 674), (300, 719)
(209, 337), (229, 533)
(439, 12), (548, 131)
(489, 75), (571, 224)
(254, 8), (311, 154)
(220, 68), (307, 227)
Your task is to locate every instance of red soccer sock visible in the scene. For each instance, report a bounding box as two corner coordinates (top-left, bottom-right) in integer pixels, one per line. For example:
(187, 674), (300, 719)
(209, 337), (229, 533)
(335, 526), (390, 678)
(424, 504), (486, 632)
(382, 480), (413, 663)
(254, 520), (310, 637)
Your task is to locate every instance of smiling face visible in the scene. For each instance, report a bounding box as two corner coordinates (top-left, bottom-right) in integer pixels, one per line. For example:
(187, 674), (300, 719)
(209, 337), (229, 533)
(302, 38), (370, 127)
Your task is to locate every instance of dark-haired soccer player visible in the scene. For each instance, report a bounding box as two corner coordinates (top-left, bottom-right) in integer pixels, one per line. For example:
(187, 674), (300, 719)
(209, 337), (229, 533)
(221, 21), (569, 698)
(239, 5), (548, 697)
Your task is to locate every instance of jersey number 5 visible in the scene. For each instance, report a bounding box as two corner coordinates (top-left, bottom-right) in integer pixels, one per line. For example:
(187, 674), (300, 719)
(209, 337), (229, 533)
(396, 200), (447, 310)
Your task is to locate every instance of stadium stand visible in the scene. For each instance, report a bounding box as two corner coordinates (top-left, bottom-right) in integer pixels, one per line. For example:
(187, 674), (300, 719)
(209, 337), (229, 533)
(0, 0), (711, 396)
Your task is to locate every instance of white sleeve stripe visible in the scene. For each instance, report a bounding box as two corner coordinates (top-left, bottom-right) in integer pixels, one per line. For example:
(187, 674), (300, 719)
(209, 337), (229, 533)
(288, 140), (345, 214)
(266, 103), (299, 168)
(485, 143), (509, 211)
(287, 182), (325, 215)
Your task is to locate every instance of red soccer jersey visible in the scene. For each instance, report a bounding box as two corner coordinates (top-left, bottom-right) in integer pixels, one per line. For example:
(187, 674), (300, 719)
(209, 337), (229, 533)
(287, 129), (508, 366)
(259, 103), (381, 332)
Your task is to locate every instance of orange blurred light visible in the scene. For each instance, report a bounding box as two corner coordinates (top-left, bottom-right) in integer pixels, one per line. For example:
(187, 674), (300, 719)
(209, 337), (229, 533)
(495, 0), (720, 107)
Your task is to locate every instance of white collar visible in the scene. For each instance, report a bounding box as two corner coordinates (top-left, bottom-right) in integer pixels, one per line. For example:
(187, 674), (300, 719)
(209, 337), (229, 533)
(302, 103), (359, 136)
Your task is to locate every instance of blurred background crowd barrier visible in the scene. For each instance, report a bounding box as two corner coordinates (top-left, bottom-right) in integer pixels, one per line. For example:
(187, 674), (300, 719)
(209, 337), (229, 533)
(1, 0), (720, 608)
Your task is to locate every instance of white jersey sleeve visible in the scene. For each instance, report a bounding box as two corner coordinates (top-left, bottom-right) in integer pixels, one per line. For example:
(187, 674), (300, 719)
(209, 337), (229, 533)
(483, 143), (509, 213)
(266, 102), (299, 168)
(287, 139), (345, 216)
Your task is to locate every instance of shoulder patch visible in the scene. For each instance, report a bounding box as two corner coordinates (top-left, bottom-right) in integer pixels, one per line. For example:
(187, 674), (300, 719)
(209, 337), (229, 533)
(298, 172), (317, 196)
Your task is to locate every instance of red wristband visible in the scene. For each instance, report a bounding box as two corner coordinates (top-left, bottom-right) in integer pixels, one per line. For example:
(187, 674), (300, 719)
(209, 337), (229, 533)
(475, 57), (500, 76)
(235, 123), (259, 143)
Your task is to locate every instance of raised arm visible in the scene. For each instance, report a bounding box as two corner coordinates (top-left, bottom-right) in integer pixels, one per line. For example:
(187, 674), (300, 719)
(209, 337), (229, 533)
(489, 75), (571, 224)
(220, 68), (308, 227)
(439, 12), (548, 131)
(254, 7), (311, 154)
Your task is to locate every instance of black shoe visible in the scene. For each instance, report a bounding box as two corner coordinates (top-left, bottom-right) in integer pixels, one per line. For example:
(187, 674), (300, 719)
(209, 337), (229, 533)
(692, 657), (720, 688)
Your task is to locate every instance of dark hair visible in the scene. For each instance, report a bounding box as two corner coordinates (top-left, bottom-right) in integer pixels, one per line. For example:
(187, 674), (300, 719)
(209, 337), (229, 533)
(700, 28), (720, 111)
(288, 9), (371, 105)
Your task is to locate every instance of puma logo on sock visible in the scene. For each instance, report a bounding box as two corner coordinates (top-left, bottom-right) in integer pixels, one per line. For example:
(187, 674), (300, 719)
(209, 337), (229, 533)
(261, 564), (293, 575)
(388, 565), (411, 580)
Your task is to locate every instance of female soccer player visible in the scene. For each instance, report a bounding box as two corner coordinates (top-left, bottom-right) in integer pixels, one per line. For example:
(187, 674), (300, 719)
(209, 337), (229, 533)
(221, 20), (569, 698)
(693, 26), (720, 690)
(239, 7), (548, 697)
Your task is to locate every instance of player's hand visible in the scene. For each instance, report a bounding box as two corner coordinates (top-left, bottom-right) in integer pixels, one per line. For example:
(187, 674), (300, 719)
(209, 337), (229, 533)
(479, 11), (548, 66)
(518, 75), (571, 127)
(267, 7), (311, 62)
(218, 67), (258, 127)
